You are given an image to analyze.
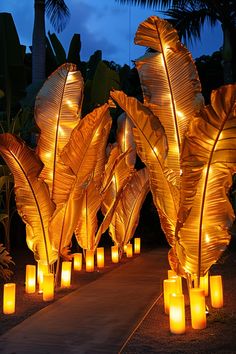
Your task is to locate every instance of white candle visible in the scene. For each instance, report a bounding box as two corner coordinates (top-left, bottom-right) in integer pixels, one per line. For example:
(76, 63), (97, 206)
(37, 261), (48, 293)
(190, 288), (206, 329)
(43, 273), (54, 301)
(163, 278), (177, 314)
(96, 247), (105, 268)
(61, 261), (72, 287)
(111, 245), (119, 263)
(169, 293), (186, 334)
(3, 283), (16, 314)
(25, 264), (36, 293)
(210, 275), (223, 308)
(134, 238), (141, 254)
(126, 243), (133, 258)
(86, 250), (94, 272)
(73, 253), (82, 271)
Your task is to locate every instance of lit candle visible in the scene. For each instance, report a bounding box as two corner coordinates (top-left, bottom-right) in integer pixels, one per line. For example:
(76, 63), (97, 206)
(96, 247), (105, 268)
(43, 273), (54, 301)
(86, 250), (94, 272)
(134, 238), (141, 254)
(169, 293), (186, 334)
(111, 245), (119, 263)
(61, 261), (72, 287)
(123, 244), (127, 253)
(210, 275), (223, 308)
(126, 243), (133, 258)
(3, 283), (16, 314)
(189, 288), (206, 329)
(200, 272), (209, 296)
(37, 261), (48, 293)
(25, 264), (36, 294)
(169, 275), (182, 294)
(163, 278), (177, 314)
(73, 253), (82, 271)
(168, 269), (176, 278)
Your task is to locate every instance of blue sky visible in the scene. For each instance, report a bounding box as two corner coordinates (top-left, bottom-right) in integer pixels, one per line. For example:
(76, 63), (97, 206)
(1, 0), (223, 66)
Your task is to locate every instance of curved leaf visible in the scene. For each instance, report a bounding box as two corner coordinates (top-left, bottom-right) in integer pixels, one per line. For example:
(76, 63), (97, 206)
(135, 16), (204, 187)
(176, 84), (236, 277)
(35, 63), (84, 203)
(0, 133), (55, 264)
(116, 112), (136, 168)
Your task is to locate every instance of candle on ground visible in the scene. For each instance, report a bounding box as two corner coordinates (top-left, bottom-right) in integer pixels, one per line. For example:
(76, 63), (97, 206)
(210, 275), (223, 308)
(86, 250), (94, 272)
(134, 238), (141, 254)
(126, 243), (133, 258)
(3, 283), (16, 314)
(73, 253), (82, 271)
(189, 288), (206, 329)
(111, 245), (119, 263)
(163, 278), (177, 314)
(25, 264), (36, 294)
(61, 261), (72, 287)
(43, 273), (54, 301)
(169, 293), (186, 334)
(96, 247), (105, 268)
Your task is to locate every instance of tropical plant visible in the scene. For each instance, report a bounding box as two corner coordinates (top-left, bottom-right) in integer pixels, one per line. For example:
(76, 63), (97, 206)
(110, 15), (236, 285)
(0, 243), (14, 281)
(116, 0), (236, 84)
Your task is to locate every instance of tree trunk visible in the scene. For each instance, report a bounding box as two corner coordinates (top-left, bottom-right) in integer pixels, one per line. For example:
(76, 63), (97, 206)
(32, 0), (46, 83)
(221, 25), (233, 84)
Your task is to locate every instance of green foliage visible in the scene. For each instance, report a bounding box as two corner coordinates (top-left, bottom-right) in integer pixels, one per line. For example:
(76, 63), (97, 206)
(0, 243), (14, 281)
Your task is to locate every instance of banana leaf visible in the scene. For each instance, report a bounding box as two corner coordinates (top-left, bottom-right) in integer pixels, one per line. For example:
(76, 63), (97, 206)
(176, 84), (236, 278)
(134, 16), (204, 188)
(116, 112), (136, 168)
(0, 133), (55, 265)
(109, 168), (149, 247)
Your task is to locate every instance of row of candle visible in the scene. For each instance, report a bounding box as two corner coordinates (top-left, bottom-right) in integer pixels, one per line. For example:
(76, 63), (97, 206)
(2, 239), (141, 314)
(164, 270), (224, 334)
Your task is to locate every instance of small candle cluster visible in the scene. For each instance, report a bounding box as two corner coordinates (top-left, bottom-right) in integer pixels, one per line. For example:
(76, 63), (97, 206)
(164, 270), (224, 334)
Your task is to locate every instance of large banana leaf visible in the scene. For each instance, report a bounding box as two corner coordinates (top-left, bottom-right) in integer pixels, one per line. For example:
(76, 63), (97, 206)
(110, 90), (178, 246)
(50, 104), (112, 254)
(116, 112), (136, 168)
(75, 180), (101, 250)
(109, 168), (149, 247)
(35, 63), (83, 203)
(176, 84), (236, 278)
(0, 133), (55, 265)
(134, 16), (204, 188)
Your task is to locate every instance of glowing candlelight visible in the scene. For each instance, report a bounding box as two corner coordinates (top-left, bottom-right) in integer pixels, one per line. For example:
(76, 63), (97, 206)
(37, 261), (48, 293)
(96, 247), (105, 268)
(163, 278), (177, 314)
(123, 244), (127, 253)
(169, 293), (186, 334)
(61, 261), (72, 287)
(169, 275), (182, 294)
(168, 269), (176, 278)
(126, 243), (133, 258)
(111, 245), (119, 263)
(134, 238), (141, 254)
(73, 253), (82, 271)
(43, 273), (54, 301)
(3, 283), (16, 314)
(86, 250), (94, 272)
(25, 264), (36, 294)
(190, 288), (206, 329)
(200, 272), (209, 296)
(210, 275), (223, 308)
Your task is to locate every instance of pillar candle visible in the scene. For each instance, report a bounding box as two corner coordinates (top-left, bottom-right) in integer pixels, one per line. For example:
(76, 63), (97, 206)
(86, 250), (94, 272)
(200, 272), (209, 297)
(126, 243), (133, 258)
(190, 288), (206, 329)
(210, 275), (223, 308)
(61, 261), (72, 287)
(134, 238), (141, 254)
(96, 247), (105, 268)
(123, 244), (127, 253)
(169, 293), (186, 334)
(73, 253), (82, 271)
(43, 273), (54, 301)
(37, 261), (48, 293)
(168, 269), (176, 278)
(111, 245), (119, 263)
(169, 275), (182, 294)
(163, 278), (177, 314)
(25, 264), (36, 294)
(3, 283), (16, 314)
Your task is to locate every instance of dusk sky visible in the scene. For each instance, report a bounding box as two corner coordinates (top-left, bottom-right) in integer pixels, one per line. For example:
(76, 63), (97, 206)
(1, 0), (223, 67)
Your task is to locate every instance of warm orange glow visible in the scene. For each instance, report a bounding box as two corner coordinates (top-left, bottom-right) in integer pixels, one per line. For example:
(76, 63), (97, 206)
(37, 261), (48, 293)
(43, 273), (54, 301)
(190, 288), (206, 329)
(25, 265), (36, 294)
(61, 261), (72, 287)
(96, 247), (105, 268)
(123, 244), (127, 253)
(111, 245), (119, 263)
(73, 253), (82, 271)
(168, 269), (176, 278)
(86, 250), (94, 272)
(126, 243), (133, 258)
(210, 275), (223, 308)
(3, 283), (16, 314)
(169, 293), (185, 334)
(169, 275), (182, 294)
(163, 278), (177, 314)
(200, 272), (209, 296)
(134, 237), (141, 254)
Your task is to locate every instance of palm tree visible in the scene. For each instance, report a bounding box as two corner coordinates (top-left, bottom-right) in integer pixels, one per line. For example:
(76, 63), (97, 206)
(32, 0), (70, 83)
(116, 0), (236, 83)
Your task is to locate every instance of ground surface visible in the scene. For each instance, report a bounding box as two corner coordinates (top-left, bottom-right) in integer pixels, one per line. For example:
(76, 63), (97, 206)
(1, 243), (236, 353)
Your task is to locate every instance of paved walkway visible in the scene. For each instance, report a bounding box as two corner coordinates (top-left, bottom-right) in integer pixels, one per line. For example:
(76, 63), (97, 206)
(0, 248), (169, 354)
